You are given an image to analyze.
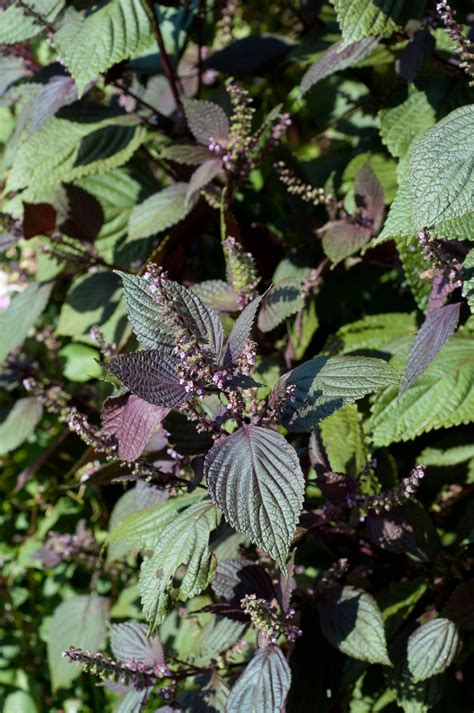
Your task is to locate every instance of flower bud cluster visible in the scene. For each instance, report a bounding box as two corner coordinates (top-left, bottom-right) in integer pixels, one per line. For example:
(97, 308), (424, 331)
(352, 465), (426, 515)
(275, 162), (336, 207)
(223, 237), (259, 304)
(90, 326), (117, 358)
(416, 229), (463, 286)
(241, 594), (302, 644)
(34, 521), (99, 569)
(435, 3), (474, 81)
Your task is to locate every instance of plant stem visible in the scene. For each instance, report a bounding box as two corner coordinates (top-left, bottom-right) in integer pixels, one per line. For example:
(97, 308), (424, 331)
(145, 0), (184, 114)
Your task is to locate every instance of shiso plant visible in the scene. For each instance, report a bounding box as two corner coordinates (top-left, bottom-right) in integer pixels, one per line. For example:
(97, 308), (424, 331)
(0, 0), (473, 711)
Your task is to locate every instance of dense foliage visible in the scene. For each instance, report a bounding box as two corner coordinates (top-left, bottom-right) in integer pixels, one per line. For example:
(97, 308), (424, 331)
(1, 1), (473, 711)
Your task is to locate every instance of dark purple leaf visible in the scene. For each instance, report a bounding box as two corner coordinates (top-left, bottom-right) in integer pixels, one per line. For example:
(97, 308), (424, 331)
(30, 75), (77, 133)
(401, 302), (461, 393)
(427, 268), (458, 315)
(354, 163), (385, 233)
(224, 295), (262, 365)
(101, 392), (169, 461)
(183, 99), (229, 145)
(204, 35), (293, 77)
(212, 558), (276, 603)
(104, 349), (189, 408)
(186, 158), (223, 206)
(320, 221), (371, 265)
(443, 582), (474, 630)
(163, 411), (214, 455)
(301, 36), (379, 95)
(367, 507), (417, 554)
(110, 621), (164, 667)
(22, 202), (57, 239)
(398, 29), (435, 83)
(161, 143), (216, 165)
(56, 183), (104, 242)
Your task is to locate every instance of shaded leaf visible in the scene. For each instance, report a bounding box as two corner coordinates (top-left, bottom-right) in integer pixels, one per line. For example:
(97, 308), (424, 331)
(226, 646), (291, 713)
(321, 221), (371, 266)
(354, 163), (385, 232)
(110, 622), (164, 666)
(0, 398), (43, 456)
(186, 158), (222, 206)
(398, 29), (435, 83)
(183, 99), (229, 145)
(161, 143), (215, 165)
(55, 183), (104, 242)
(104, 350), (189, 408)
(318, 586), (391, 665)
(401, 302), (461, 393)
(0, 282), (53, 363)
(23, 202), (57, 239)
(367, 507), (417, 555)
(225, 295), (262, 363)
(407, 618), (460, 681)
(192, 280), (239, 312)
(301, 36), (379, 95)
(204, 425), (305, 569)
(205, 35), (293, 76)
(128, 183), (194, 242)
(257, 279), (302, 332)
(212, 558), (275, 604)
(102, 393), (169, 461)
(443, 582), (474, 630)
(163, 411), (214, 456)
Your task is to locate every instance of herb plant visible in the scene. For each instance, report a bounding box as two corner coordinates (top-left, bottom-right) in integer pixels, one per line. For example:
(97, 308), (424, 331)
(0, 1), (473, 711)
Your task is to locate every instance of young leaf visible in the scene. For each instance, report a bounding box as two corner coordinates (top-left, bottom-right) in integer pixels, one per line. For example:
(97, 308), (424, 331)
(300, 36), (379, 95)
(128, 183), (194, 242)
(161, 144), (215, 165)
(117, 272), (176, 349)
(204, 425), (305, 569)
(401, 302), (461, 393)
(47, 595), (109, 691)
(225, 295), (262, 363)
(183, 99), (230, 145)
(257, 279), (303, 333)
(186, 158), (223, 206)
(0, 398), (43, 456)
(101, 392), (169, 461)
(104, 350), (189, 408)
(407, 618), (460, 681)
(409, 105), (474, 229)
(56, 0), (154, 96)
(226, 646), (291, 713)
(318, 586), (391, 665)
(370, 335), (474, 446)
(0, 282), (53, 363)
(275, 355), (399, 432)
(139, 499), (220, 631)
(110, 622), (164, 667)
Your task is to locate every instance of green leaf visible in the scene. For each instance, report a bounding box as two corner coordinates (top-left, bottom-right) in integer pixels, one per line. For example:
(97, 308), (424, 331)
(0, 397), (43, 456)
(128, 183), (194, 242)
(333, 0), (409, 46)
(0, 0), (63, 44)
(407, 618), (460, 681)
(59, 343), (103, 382)
(409, 105), (474, 229)
(226, 646), (291, 713)
(369, 335), (474, 446)
(320, 403), (368, 476)
(0, 282), (53, 363)
(275, 355), (399, 432)
(463, 248), (474, 312)
(300, 37), (379, 95)
(56, 270), (127, 345)
(257, 279), (303, 333)
(47, 595), (109, 690)
(204, 425), (305, 569)
(379, 91), (436, 159)
(55, 0), (154, 96)
(329, 312), (417, 357)
(117, 272), (175, 349)
(318, 586), (391, 665)
(139, 499), (220, 631)
(192, 280), (239, 312)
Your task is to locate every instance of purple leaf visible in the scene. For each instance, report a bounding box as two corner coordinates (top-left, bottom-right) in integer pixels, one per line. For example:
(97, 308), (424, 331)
(224, 295), (262, 365)
(186, 158), (223, 206)
(300, 36), (379, 95)
(398, 29), (435, 83)
(101, 393), (169, 461)
(427, 268), (459, 315)
(367, 507), (417, 554)
(212, 558), (276, 603)
(320, 221), (371, 265)
(183, 99), (230, 146)
(401, 302), (461, 393)
(56, 183), (104, 242)
(22, 202), (57, 239)
(161, 143), (216, 165)
(30, 75), (77, 132)
(110, 621), (164, 667)
(354, 163), (385, 233)
(204, 35), (293, 77)
(443, 582), (474, 630)
(104, 349), (190, 408)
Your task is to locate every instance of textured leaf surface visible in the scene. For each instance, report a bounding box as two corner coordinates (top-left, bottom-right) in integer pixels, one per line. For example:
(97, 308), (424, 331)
(379, 91), (436, 159)
(183, 99), (229, 145)
(186, 159), (222, 206)
(30, 75), (77, 133)
(117, 272), (175, 349)
(192, 280), (239, 312)
(110, 622), (164, 666)
(101, 393), (168, 461)
(0, 0), (63, 44)
(318, 586), (391, 665)
(401, 303), (460, 393)
(104, 350), (189, 408)
(47, 595), (109, 690)
(334, 0), (406, 46)
(409, 105), (474, 229)
(225, 296), (262, 363)
(0, 282), (52, 363)
(321, 221), (371, 265)
(204, 425), (305, 569)
(56, 1), (154, 95)
(300, 37), (378, 94)
(370, 335), (474, 446)
(139, 499), (220, 631)
(275, 355), (399, 432)
(331, 312), (417, 356)
(161, 144), (215, 165)
(257, 279), (302, 332)
(0, 398), (43, 456)
(320, 403), (368, 476)
(128, 183), (193, 241)
(407, 618), (460, 681)
(226, 646), (291, 713)
(463, 248), (474, 311)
